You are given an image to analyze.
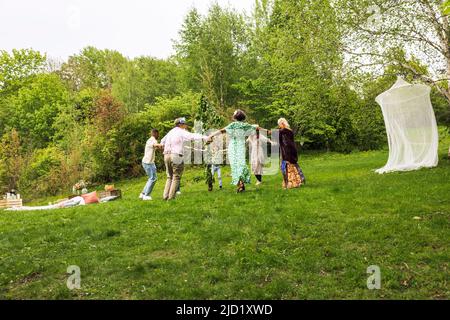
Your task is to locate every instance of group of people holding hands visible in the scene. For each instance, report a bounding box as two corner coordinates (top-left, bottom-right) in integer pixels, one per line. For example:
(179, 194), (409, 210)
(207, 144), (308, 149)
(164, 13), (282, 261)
(139, 110), (306, 201)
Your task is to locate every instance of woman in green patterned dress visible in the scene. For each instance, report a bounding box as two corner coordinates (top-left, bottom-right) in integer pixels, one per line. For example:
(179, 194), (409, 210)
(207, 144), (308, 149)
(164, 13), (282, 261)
(208, 110), (265, 193)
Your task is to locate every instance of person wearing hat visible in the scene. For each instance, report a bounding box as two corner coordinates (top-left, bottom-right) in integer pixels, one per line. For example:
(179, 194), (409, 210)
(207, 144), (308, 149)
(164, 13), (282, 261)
(160, 118), (208, 200)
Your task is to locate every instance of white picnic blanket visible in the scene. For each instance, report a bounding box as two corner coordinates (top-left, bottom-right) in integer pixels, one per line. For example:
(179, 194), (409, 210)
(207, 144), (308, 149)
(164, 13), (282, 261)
(5, 195), (121, 212)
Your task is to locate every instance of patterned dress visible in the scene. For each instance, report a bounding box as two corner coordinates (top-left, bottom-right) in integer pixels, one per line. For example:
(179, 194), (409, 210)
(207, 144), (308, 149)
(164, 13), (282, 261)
(279, 128), (306, 189)
(225, 121), (257, 185)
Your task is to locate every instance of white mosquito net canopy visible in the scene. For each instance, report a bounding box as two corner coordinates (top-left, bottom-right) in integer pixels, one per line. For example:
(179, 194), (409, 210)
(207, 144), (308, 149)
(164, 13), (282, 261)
(375, 77), (439, 174)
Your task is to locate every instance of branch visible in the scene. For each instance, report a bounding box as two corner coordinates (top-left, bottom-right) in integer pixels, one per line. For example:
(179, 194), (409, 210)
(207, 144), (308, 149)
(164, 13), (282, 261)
(418, 0), (447, 40)
(399, 61), (450, 100)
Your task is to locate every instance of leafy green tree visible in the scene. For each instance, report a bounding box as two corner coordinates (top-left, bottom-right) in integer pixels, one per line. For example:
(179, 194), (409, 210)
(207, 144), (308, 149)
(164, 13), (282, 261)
(175, 5), (251, 111)
(71, 88), (99, 123)
(19, 145), (69, 197)
(0, 49), (47, 134)
(59, 46), (127, 91)
(444, 0), (450, 14)
(0, 129), (23, 193)
(0, 49), (46, 96)
(52, 90), (94, 151)
(337, 0), (450, 104)
(144, 91), (201, 134)
(7, 73), (70, 149)
(112, 57), (182, 113)
(195, 95), (224, 189)
(82, 109), (153, 183)
(195, 95), (224, 129)
(91, 89), (126, 134)
(238, 0), (360, 151)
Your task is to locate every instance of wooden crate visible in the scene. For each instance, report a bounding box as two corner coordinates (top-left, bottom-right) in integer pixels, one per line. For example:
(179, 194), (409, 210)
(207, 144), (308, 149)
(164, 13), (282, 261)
(0, 199), (23, 209)
(98, 189), (122, 199)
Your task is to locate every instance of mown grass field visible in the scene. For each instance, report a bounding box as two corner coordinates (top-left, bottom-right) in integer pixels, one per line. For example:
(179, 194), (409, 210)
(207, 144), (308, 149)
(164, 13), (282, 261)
(0, 135), (449, 300)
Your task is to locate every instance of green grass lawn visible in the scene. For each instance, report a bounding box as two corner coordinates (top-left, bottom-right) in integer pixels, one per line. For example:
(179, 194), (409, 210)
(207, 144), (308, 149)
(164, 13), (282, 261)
(1, 141), (449, 299)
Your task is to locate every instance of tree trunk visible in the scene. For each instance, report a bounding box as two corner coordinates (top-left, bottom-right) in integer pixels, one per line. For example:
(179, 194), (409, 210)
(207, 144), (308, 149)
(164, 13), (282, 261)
(445, 10), (450, 152)
(447, 51), (450, 104)
(443, 10), (450, 105)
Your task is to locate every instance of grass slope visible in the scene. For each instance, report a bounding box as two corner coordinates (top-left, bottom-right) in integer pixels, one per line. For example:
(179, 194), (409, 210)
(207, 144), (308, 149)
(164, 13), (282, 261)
(0, 143), (449, 299)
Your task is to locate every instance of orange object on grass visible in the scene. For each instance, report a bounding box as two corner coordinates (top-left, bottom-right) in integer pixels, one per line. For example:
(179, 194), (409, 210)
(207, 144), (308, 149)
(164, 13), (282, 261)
(105, 185), (115, 192)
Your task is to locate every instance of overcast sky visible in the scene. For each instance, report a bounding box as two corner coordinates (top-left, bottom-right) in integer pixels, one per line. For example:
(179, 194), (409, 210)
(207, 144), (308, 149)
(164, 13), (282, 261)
(0, 0), (255, 61)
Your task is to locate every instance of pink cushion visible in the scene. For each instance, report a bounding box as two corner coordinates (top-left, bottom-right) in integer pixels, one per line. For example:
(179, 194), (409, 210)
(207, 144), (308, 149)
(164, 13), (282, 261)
(81, 192), (99, 204)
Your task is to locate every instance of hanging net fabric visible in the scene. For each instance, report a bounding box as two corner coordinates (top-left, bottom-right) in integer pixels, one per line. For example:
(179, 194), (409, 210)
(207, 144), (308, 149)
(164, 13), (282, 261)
(375, 77), (439, 174)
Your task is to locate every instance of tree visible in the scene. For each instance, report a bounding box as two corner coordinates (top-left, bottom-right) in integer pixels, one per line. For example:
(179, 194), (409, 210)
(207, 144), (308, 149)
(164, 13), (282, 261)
(7, 73), (70, 149)
(0, 49), (46, 96)
(92, 89), (126, 134)
(0, 49), (47, 134)
(59, 46), (127, 91)
(337, 0), (450, 104)
(195, 95), (223, 128)
(112, 56), (182, 113)
(0, 129), (23, 193)
(144, 91), (201, 134)
(175, 5), (251, 111)
(443, 0), (450, 15)
(195, 95), (224, 190)
(237, 0), (362, 151)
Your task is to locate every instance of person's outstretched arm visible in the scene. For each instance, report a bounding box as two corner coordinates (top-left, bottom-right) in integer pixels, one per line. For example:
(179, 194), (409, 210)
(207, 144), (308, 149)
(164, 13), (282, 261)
(255, 126), (272, 135)
(181, 130), (208, 142)
(207, 128), (227, 142)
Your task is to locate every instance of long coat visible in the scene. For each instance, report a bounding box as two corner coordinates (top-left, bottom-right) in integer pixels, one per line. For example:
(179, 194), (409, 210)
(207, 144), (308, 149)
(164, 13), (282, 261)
(247, 133), (270, 175)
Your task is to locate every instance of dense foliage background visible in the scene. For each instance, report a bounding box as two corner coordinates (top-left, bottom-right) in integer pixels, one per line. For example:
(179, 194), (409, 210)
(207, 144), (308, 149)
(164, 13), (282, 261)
(1, 0), (449, 198)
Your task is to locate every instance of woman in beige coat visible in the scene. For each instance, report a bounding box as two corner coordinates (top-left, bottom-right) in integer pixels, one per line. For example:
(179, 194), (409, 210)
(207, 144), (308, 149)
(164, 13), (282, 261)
(247, 130), (274, 185)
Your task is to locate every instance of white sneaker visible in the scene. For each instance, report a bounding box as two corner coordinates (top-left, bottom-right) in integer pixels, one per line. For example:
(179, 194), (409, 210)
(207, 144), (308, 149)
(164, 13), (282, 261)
(256, 181), (262, 186)
(176, 191), (181, 195)
(142, 195), (152, 201)
(139, 193), (144, 199)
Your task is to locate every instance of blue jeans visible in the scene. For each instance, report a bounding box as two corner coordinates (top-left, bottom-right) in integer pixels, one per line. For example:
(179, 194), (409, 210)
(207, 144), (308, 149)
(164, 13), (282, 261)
(212, 165), (222, 187)
(142, 163), (157, 196)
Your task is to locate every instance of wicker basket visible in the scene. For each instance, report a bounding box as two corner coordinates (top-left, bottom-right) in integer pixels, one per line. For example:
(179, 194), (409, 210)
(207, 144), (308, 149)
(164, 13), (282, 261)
(0, 199), (23, 209)
(98, 189), (122, 199)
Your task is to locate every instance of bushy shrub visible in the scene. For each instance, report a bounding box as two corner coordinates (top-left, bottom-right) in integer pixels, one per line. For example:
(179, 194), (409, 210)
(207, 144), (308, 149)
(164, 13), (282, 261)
(352, 103), (387, 151)
(144, 91), (201, 134)
(114, 113), (155, 177)
(0, 129), (23, 194)
(84, 92), (202, 182)
(92, 89), (126, 134)
(19, 146), (68, 197)
(81, 112), (156, 183)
